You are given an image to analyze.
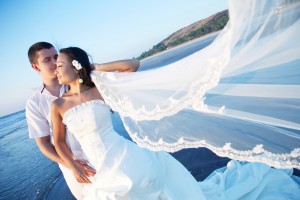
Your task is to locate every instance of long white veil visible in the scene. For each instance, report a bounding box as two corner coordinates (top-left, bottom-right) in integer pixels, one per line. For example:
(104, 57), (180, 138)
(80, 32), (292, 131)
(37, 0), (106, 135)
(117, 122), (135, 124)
(91, 0), (300, 169)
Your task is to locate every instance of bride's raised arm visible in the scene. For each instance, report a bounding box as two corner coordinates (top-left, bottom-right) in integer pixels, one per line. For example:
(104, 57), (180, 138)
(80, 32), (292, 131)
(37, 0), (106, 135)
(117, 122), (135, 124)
(91, 59), (140, 72)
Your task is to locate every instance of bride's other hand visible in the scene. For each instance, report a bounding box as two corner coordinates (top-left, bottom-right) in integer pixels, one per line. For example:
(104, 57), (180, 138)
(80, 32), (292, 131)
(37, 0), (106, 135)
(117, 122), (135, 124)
(72, 162), (92, 184)
(75, 160), (96, 177)
(84, 165), (96, 177)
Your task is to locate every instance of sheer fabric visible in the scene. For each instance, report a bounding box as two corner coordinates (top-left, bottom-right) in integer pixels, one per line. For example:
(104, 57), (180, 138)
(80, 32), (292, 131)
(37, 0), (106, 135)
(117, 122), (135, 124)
(91, 0), (300, 169)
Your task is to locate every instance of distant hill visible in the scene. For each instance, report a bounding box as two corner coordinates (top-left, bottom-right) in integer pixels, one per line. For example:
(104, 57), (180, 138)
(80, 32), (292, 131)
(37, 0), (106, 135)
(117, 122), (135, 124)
(137, 10), (229, 60)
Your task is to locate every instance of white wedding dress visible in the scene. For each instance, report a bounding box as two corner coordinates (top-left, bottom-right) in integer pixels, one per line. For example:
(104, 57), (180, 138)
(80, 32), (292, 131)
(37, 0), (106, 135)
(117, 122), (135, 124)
(63, 99), (300, 200)
(63, 99), (206, 199)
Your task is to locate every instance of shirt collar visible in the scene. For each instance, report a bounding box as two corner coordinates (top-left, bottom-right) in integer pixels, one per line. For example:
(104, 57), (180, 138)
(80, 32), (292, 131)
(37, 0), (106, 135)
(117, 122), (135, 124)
(40, 84), (69, 97)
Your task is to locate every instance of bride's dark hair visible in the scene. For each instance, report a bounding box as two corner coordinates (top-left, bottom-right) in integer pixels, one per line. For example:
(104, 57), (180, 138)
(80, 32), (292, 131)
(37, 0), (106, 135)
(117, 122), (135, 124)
(59, 47), (95, 88)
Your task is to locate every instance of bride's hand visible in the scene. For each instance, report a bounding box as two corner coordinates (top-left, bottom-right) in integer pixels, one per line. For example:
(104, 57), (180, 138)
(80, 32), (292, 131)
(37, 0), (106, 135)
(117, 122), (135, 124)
(75, 160), (96, 177)
(72, 162), (92, 184)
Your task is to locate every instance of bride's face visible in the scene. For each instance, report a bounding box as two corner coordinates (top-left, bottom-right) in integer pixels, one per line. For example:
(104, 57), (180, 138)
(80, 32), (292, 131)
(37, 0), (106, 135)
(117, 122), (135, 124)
(55, 53), (78, 84)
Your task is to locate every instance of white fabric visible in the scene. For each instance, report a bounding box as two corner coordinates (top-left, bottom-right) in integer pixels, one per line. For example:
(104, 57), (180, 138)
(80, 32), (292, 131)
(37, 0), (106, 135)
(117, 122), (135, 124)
(26, 84), (60, 138)
(200, 160), (300, 200)
(58, 164), (84, 200)
(25, 84), (84, 199)
(63, 99), (206, 199)
(90, 0), (300, 169)
(62, 99), (300, 199)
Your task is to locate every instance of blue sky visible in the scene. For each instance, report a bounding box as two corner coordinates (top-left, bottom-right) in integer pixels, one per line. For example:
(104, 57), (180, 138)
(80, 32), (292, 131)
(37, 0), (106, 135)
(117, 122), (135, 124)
(0, 0), (228, 117)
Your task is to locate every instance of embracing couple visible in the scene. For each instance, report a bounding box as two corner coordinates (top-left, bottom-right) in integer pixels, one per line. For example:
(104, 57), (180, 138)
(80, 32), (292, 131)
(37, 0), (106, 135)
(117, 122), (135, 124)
(25, 42), (139, 199)
(25, 42), (207, 199)
(22, 1), (300, 200)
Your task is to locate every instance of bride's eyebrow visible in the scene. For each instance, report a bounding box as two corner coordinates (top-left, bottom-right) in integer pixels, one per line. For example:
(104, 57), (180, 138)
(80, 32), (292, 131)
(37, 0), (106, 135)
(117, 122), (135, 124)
(57, 61), (64, 65)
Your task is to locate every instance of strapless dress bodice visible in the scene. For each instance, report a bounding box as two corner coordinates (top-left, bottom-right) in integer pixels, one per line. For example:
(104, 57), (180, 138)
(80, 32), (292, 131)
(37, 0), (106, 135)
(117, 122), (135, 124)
(63, 100), (122, 168)
(63, 99), (113, 138)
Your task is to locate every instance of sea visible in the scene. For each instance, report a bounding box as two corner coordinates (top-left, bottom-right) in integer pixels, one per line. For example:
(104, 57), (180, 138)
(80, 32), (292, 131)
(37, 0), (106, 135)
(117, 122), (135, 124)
(0, 34), (219, 200)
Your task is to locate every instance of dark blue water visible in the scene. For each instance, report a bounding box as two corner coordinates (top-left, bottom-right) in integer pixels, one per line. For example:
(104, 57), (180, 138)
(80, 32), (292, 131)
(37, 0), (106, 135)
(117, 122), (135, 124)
(0, 35), (217, 200)
(0, 111), (60, 200)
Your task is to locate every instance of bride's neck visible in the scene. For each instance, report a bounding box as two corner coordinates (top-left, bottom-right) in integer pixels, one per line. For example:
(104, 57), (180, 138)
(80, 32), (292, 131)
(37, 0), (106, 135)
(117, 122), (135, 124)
(69, 84), (91, 95)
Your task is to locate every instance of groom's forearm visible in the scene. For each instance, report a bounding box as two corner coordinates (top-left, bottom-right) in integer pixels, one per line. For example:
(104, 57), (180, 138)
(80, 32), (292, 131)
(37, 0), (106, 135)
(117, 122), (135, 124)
(35, 136), (66, 166)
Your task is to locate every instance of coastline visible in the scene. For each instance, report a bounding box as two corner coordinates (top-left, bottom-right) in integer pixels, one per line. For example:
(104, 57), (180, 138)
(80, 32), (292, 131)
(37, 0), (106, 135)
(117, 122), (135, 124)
(140, 31), (220, 62)
(45, 175), (75, 200)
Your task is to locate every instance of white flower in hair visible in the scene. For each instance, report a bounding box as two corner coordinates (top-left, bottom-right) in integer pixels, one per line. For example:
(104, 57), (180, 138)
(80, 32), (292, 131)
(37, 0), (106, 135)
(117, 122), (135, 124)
(72, 60), (83, 70)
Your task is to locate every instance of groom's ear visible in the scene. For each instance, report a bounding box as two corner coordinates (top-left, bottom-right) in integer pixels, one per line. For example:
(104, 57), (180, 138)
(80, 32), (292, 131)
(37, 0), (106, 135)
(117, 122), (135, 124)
(32, 63), (41, 72)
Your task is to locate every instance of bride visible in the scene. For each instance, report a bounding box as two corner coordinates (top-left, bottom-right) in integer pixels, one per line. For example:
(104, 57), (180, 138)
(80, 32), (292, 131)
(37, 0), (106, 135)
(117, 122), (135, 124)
(52, 0), (300, 199)
(52, 47), (207, 199)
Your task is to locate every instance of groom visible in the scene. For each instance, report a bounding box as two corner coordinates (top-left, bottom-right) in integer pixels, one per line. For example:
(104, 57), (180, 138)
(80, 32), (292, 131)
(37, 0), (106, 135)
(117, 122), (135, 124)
(26, 42), (140, 199)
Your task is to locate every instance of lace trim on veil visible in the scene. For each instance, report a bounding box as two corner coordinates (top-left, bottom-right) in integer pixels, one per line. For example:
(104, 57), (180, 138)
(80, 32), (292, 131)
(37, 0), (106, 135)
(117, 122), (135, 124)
(123, 121), (300, 169)
(91, 54), (228, 122)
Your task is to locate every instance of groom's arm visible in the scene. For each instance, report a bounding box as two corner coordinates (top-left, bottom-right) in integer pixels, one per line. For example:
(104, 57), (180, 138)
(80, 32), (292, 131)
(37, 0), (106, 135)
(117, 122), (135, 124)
(35, 136), (66, 166)
(26, 100), (67, 166)
(36, 135), (95, 176)
(91, 59), (140, 72)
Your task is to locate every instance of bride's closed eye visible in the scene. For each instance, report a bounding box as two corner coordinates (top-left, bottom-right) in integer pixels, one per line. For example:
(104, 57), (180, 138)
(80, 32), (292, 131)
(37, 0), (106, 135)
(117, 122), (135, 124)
(56, 62), (63, 68)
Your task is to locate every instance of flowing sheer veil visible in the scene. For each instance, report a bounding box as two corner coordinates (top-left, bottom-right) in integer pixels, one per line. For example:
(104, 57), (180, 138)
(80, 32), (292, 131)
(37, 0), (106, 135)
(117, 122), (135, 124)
(91, 0), (300, 169)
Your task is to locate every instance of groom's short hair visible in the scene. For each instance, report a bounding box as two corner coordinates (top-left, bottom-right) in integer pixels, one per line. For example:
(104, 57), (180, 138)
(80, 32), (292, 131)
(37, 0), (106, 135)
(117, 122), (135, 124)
(28, 42), (54, 64)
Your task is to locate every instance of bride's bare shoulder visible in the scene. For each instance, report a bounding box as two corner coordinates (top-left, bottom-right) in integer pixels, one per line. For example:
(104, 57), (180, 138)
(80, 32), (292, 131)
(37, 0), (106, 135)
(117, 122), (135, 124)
(51, 96), (70, 114)
(52, 97), (64, 106)
(90, 86), (102, 97)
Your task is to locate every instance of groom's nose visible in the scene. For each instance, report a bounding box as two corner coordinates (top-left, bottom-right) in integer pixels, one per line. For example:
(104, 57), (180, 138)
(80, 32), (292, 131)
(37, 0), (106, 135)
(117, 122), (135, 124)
(53, 61), (58, 69)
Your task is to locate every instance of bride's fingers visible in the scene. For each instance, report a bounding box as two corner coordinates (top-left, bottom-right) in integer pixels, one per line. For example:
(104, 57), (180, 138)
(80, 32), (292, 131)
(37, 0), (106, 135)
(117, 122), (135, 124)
(77, 173), (91, 183)
(85, 170), (96, 177)
(76, 159), (89, 166)
(84, 167), (96, 177)
(84, 165), (96, 173)
(81, 175), (92, 184)
(73, 164), (92, 183)
(77, 178), (82, 183)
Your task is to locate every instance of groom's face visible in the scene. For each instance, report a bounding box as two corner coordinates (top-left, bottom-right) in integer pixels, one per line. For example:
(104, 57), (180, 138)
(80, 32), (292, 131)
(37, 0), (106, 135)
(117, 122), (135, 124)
(33, 47), (58, 79)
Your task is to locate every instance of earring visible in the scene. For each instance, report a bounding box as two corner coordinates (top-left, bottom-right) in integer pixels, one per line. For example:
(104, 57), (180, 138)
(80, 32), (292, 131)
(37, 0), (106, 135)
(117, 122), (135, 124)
(78, 78), (83, 83)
